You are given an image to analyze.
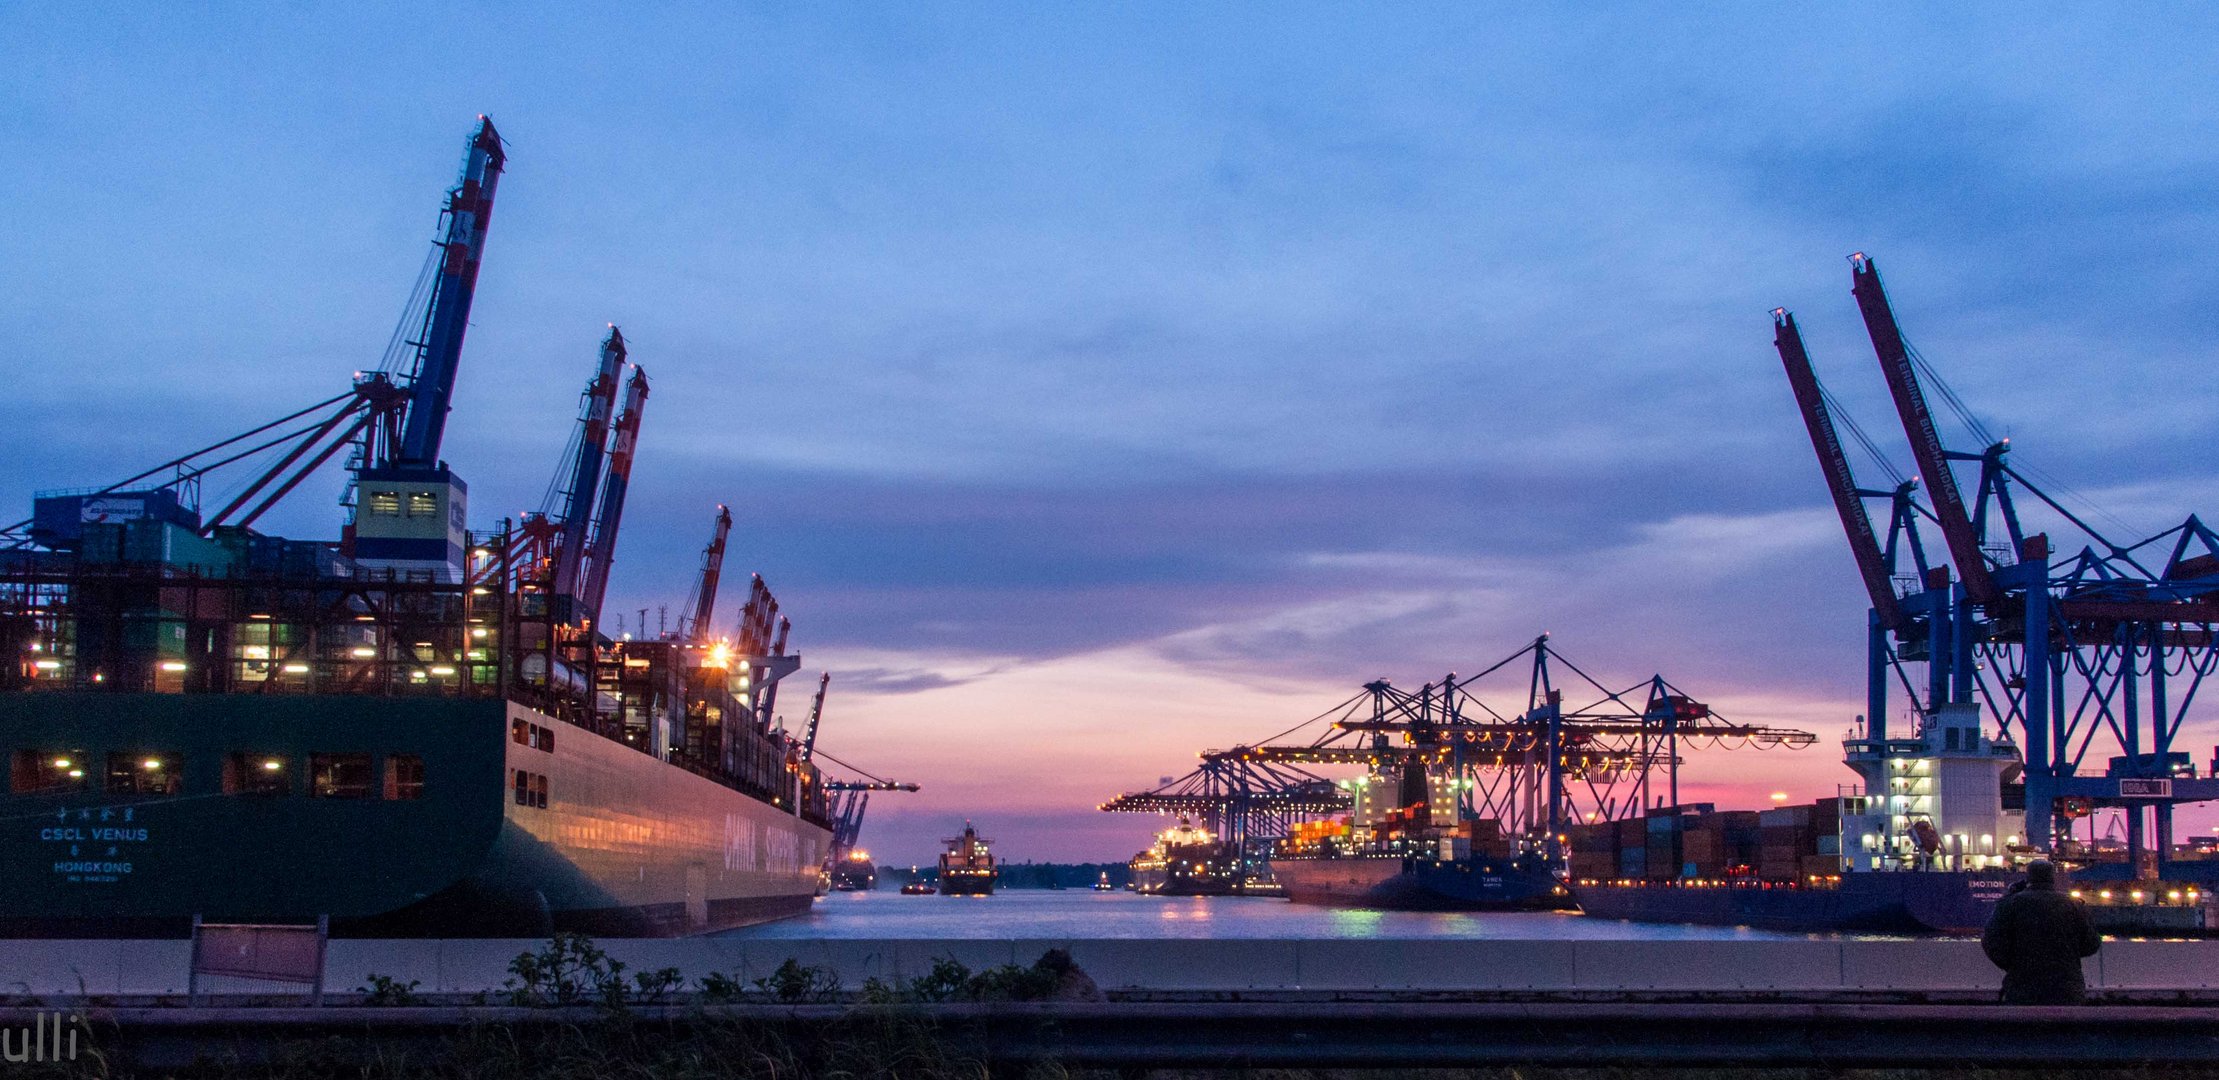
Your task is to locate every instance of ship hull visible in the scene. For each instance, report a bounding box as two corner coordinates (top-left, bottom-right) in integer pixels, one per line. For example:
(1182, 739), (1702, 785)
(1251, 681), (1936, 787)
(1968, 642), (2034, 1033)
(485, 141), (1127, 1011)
(1575, 872), (2019, 934)
(1271, 854), (1570, 911)
(0, 693), (827, 937)
(828, 863), (877, 892)
(938, 873), (996, 896)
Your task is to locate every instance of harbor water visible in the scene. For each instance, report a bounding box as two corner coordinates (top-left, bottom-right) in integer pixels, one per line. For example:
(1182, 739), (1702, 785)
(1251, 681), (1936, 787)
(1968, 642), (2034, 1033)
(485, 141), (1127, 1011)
(719, 887), (1840, 940)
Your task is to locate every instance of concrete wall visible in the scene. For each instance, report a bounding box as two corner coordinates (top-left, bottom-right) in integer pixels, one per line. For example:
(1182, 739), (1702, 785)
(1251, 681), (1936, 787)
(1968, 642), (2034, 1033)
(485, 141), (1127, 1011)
(5, 937), (2216, 997)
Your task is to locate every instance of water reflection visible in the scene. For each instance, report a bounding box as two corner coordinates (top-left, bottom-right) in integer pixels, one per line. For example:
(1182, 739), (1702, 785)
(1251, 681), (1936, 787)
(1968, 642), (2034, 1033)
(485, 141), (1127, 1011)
(721, 888), (1817, 940)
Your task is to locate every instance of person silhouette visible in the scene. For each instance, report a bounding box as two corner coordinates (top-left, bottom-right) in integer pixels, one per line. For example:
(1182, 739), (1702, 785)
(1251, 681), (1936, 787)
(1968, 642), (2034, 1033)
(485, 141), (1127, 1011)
(1981, 860), (2101, 1004)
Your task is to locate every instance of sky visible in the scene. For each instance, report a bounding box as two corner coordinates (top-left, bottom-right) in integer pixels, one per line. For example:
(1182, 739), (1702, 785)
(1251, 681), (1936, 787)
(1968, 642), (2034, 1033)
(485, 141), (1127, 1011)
(5, 6), (2218, 862)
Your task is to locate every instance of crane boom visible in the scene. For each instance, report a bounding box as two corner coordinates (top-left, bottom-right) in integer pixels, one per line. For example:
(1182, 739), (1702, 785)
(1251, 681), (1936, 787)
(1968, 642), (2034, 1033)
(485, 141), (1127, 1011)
(579, 366), (648, 624)
(688, 505), (732, 640)
(1774, 309), (1909, 631)
(801, 672), (830, 759)
(395, 117), (505, 468)
(551, 328), (626, 611)
(1850, 254), (2003, 606)
(756, 616), (791, 731)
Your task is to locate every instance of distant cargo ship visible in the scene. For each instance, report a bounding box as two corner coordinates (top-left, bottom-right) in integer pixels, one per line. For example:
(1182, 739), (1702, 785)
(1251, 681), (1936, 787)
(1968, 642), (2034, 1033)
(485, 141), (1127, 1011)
(937, 822), (998, 896)
(1270, 758), (1569, 911)
(1571, 703), (2211, 933)
(828, 850), (877, 892)
(0, 118), (836, 938)
(1129, 817), (1239, 895)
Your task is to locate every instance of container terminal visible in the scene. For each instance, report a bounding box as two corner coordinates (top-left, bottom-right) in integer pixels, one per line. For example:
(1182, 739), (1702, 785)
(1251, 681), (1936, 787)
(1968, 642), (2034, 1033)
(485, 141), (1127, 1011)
(1104, 635), (1818, 911)
(0, 117), (904, 937)
(1104, 255), (2219, 933)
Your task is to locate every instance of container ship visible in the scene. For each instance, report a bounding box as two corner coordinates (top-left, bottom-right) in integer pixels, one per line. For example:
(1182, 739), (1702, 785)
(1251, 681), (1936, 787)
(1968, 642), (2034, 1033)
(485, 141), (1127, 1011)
(1270, 758), (1570, 911)
(1571, 702), (2211, 933)
(1128, 817), (1239, 895)
(1570, 262), (2219, 936)
(828, 850), (877, 892)
(0, 118), (838, 937)
(937, 823), (998, 895)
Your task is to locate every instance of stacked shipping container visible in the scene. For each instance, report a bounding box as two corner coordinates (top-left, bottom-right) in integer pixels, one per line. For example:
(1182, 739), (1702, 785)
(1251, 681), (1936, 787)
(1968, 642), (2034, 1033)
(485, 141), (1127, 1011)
(1567, 802), (1836, 882)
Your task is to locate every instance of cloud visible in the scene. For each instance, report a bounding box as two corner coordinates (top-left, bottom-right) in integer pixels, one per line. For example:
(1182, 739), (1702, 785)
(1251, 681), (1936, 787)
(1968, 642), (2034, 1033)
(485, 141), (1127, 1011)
(833, 665), (999, 696)
(7, 7), (2219, 859)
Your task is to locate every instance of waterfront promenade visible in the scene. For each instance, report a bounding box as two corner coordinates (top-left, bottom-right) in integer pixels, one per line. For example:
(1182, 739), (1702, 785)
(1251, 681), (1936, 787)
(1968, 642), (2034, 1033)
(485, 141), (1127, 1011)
(7, 936), (2216, 999)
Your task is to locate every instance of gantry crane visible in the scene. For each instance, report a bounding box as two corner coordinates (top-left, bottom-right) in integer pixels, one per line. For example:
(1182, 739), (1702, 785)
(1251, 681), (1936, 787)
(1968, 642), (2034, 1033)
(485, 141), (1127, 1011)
(391, 118), (505, 472)
(817, 741), (920, 866)
(549, 329), (628, 623)
(1104, 635), (1813, 863)
(577, 366), (648, 624)
(799, 672), (831, 760)
(5, 118), (509, 555)
(685, 506), (733, 642)
(1777, 253), (2219, 867)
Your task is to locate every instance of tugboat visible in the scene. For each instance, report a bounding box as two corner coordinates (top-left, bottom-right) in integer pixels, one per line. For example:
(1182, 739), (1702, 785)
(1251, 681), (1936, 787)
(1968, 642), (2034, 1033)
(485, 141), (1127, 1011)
(898, 866), (935, 895)
(1130, 816), (1240, 895)
(1093, 872), (1115, 891)
(937, 822), (999, 896)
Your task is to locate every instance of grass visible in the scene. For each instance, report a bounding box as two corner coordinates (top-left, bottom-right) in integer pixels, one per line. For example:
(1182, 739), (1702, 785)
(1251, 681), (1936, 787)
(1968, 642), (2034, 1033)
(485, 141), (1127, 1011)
(36, 1024), (2219, 1080)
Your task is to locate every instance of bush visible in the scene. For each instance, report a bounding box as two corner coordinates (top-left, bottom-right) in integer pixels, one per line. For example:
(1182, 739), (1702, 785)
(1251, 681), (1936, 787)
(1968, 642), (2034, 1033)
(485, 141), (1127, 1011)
(631, 966), (684, 1006)
(697, 970), (746, 1003)
(902, 957), (974, 1003)
(357, 973), (422, 1006)
(503, 932), (629, 1008)
(752, 958), (843, 1004)
(896, 951), (1070, 1004)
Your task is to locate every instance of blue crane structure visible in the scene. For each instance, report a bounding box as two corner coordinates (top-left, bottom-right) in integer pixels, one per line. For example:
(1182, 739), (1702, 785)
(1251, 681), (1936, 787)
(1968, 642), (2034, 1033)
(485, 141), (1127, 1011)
(1099, 754), (1348, 884)
(684, 506), (733, 642)
(815, 731), (920, 864)
(391, 118), (505, 471)
(1774, 254), (2219, 877)
(9, 118), (508, 552)
(576, 367), (649, 624)
(1103, 636), (1812, 873)
(347, 117), (508, 581)
(549, 328), (629, 623)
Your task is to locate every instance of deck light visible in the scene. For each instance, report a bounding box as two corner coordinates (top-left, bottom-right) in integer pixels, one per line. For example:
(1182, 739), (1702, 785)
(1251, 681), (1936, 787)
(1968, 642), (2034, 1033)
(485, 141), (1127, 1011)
(262, 759), (284, 772)
(52, 758), (70, 769)
(33, 659), (59, 670)
(351, 647), (377, 658)
(283, 663), (310, 674)
(159, 661), (188, 672)
(141, 759), (161, 770)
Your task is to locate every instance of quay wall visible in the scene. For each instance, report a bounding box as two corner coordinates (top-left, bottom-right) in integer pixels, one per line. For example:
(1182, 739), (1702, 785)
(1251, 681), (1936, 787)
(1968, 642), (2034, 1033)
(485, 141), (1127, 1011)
(3, 938), (2217, 997)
